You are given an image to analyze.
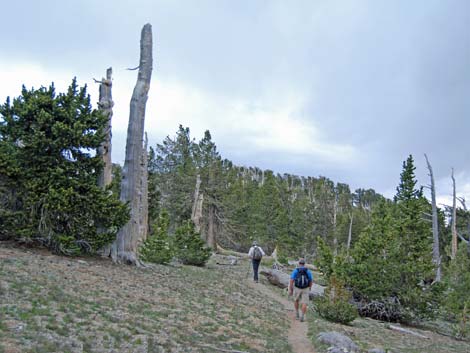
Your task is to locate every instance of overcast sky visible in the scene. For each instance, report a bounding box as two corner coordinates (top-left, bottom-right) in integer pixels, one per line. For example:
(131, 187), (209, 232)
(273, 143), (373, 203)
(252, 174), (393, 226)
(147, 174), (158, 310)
(1, 0), (470, 204)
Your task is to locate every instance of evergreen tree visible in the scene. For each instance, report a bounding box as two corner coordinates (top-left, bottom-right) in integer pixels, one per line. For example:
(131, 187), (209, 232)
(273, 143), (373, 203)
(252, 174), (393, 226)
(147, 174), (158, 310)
(140, 209), (173, 264)
(173, 220), (211, 266)
(0, 80), (128, 254)
(332, 156), (436, 322)
(149, 125), (197, 232)
(393, 155), (434, 317)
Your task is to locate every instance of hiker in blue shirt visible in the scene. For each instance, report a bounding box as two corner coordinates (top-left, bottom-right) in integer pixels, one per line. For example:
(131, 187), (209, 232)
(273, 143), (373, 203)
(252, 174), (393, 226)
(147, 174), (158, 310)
(288, 258), (313, 322)
(248, 241), (265, 283)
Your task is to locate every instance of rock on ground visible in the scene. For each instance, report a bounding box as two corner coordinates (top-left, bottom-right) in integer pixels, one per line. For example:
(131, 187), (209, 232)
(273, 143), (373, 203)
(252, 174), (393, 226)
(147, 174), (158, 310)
(317, 331), (359, 352)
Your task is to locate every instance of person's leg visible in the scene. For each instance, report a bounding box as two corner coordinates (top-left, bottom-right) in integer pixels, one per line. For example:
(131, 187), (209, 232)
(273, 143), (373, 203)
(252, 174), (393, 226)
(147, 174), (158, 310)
(294, 300), (300, 319)
(299, 289), (309, 322)
(252, 260), (260, 281)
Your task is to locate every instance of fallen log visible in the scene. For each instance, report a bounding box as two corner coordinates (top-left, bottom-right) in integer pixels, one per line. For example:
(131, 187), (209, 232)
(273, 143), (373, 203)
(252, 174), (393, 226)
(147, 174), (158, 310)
(388, 325), (430, 339)
(260, 268), (325, 298)
(260, 269), (290, 288)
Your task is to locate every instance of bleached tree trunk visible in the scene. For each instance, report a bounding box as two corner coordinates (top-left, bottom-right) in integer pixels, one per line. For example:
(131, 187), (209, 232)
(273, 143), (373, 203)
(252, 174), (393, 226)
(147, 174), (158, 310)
(424, 154), (441, 281)
(346, 212), (353, 252)
(139, 132), (149, 243)
(94, 68), (114, 257)
(191, 174), (204, 232)
(205, 164), (217, 251)
(451, 168), (458, 260)
(332, 195), (338, 256)
(112, 23), (153, 265)
(207, 204), (217, 251)
(96, 68), (113, 188)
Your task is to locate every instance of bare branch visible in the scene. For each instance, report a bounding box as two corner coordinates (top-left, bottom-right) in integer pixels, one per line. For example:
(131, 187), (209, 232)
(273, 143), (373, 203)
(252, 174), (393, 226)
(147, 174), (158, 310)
(458, 196), (467, 211)
(457, 232), (469, 243)
(126, 65), (140, 71)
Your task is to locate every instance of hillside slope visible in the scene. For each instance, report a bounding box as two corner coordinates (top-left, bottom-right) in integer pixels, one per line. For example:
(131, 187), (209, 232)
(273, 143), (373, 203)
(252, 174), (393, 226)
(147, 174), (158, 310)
(0, 245), (291, 353)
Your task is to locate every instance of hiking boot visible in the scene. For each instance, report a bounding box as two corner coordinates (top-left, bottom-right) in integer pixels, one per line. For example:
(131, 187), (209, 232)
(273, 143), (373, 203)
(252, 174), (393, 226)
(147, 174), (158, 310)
(295, 311), (300, 320)
(300, 314), (305, 322)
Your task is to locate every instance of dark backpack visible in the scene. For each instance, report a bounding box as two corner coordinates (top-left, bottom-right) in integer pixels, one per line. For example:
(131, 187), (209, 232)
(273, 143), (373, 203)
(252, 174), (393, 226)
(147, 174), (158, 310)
(253, 246), (263, 260)
(294, 267), (310, 288)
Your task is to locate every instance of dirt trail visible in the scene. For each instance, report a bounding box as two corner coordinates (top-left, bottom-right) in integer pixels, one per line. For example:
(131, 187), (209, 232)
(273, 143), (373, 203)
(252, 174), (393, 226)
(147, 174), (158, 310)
(247, 280), (316, 353)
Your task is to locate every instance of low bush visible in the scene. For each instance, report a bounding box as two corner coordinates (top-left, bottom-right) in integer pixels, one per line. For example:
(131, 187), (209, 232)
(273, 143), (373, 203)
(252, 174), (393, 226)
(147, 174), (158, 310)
(315, 276), (358, 325)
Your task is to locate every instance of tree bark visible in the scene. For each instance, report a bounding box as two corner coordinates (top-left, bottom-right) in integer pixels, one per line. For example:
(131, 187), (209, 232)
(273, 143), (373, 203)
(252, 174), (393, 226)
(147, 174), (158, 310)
(207, 204), (217, 251)
(96, 67), (113, 189)
(424, 154), (441, 281)
(191, 174), (203, 233)
(112, 24), (153, 265)
(451, 168), (458, 260)
(347, 212), (353, 252)
(139, 132), (149, 243)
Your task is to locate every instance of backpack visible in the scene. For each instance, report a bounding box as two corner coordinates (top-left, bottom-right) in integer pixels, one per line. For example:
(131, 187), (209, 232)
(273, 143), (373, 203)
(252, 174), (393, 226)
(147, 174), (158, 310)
(294, 267), (310, 288)
(252, 246), (263, 260)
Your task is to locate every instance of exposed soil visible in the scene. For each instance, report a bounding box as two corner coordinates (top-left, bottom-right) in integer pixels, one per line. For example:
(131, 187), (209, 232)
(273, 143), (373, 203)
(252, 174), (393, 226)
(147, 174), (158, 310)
(247, 280), (316, 353)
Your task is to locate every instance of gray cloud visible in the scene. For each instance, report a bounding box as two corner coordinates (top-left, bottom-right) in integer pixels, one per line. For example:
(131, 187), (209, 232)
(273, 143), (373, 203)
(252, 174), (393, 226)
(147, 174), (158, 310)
(1, 0), (470, 199)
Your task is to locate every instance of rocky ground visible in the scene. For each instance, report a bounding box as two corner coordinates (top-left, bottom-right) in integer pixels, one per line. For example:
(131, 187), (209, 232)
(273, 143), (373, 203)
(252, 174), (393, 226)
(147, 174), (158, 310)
(1, 243), (469, 353)
(0, 244), (291, 353)
(308, 311), (470, 353)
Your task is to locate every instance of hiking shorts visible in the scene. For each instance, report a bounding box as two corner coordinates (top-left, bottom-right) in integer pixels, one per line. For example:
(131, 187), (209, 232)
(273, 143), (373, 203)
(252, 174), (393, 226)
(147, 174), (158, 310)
(293, 287), (310, 305)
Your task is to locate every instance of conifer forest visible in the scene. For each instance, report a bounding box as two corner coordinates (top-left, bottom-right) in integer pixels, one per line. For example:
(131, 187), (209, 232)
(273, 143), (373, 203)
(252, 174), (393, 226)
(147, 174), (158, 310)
(1, 9), (470, 353)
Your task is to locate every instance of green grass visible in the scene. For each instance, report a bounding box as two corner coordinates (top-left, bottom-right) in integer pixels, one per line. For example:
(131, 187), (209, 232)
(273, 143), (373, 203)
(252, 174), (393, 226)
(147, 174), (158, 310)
(0, 246), (291, 352)
(308, 307), (470, 353)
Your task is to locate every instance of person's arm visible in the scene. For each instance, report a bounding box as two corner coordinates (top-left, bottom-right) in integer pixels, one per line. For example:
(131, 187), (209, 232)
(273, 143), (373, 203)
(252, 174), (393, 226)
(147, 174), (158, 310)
(248, 247), (253, 259)
(260, 247), (266, 256)
(308, 270), (313, 289)
(289, 269), (297, 295)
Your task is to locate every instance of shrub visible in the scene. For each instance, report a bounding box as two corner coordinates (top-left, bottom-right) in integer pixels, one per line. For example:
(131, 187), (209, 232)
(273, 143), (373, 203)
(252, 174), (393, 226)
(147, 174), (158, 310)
(315, 276), (358, 325)
(444, 243), (470, 338)
(173, 220), (211, 266)
(140, 211), (173, 264)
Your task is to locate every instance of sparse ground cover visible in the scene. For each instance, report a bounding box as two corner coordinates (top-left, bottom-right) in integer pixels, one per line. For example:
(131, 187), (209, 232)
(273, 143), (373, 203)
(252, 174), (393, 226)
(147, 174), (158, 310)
(308, 302), (470, 353)
(0, 244), (291, 353)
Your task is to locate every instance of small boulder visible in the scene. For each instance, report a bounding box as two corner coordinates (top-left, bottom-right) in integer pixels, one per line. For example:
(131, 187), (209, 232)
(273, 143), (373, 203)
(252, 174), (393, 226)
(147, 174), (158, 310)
(317, 331), (359, 352)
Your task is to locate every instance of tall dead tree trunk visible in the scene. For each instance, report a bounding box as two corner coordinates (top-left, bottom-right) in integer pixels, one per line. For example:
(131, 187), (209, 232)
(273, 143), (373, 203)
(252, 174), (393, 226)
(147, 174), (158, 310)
(139, 132), (149, 243)
(206, 165), (217, 251)
(451, 168), (458, 260)
(346, 211), (353, 252)
(333, 194), (338, 256)
(191, 174), (204, 233)
(95, 68), (114, 257)
(207, 204), (217, 251)
(112, 23), (153, 265)
(424, 154), (441, 281)
(96, 68), (113, 188)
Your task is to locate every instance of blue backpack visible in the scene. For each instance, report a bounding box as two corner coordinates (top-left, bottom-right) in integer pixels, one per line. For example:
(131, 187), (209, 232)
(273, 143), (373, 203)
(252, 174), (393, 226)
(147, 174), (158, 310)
(294, 267), (310, 288)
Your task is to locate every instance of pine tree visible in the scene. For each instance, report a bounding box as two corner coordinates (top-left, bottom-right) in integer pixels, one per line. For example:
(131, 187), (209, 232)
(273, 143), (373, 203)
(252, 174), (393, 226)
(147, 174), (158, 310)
(393, 155), (434, 318)
(333, 156), (436, 322)
(0, 80), (128, 254)
(140, 209), (173, 264)
(173, 220), (211, 266)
